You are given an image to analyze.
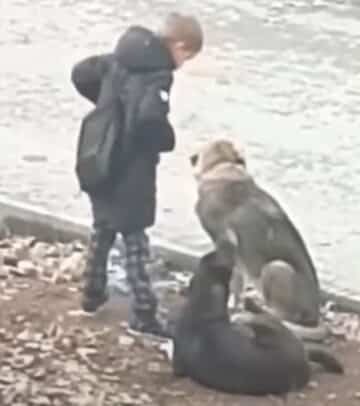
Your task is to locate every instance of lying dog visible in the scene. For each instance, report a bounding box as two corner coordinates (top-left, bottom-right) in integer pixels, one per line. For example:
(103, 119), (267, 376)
(190, 139), (328, 341)
(172, 250), (343, 395)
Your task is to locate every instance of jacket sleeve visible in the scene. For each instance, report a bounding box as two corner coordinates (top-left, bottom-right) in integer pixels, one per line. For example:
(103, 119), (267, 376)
(135, 71), (176, 153)
(71, 54), (113, 104)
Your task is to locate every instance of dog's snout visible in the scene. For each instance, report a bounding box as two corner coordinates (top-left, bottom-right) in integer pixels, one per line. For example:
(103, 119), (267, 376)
(190, 154), (199, 167)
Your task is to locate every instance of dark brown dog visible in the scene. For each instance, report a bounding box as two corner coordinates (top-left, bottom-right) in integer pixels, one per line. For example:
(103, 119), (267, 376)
(172, 250), (343, 395)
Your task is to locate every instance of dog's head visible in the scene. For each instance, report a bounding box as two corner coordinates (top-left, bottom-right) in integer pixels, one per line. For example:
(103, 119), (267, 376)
(187, 250), (233, 321)
(189, 139), (246, 180)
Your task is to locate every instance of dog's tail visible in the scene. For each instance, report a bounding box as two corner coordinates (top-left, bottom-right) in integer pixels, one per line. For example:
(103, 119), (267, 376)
(305, 344), (344, 374)
(282, 320), (331, 343)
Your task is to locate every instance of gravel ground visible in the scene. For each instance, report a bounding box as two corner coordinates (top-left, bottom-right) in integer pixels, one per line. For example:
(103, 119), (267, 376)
(1, 236), (360, 406)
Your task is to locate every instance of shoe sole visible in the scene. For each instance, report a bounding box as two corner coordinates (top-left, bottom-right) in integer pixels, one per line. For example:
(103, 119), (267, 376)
(126, 325), (171, 341)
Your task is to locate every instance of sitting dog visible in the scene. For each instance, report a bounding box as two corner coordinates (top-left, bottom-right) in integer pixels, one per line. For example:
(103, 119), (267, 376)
(172, 250), (343, 395)
(190, 139), (328, 341)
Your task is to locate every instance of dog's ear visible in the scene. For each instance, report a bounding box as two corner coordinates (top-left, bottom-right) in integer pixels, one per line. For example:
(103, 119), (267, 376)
(190, 153), (199, 167)
(235, 156), (246, 167)
(231, 142), (246, 167)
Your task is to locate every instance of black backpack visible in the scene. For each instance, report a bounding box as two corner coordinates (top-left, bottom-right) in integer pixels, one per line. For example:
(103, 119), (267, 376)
(75, 62), (128, 195)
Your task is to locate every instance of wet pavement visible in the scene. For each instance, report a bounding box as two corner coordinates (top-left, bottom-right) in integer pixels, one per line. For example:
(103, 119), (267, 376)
(1, 0), (360, 298)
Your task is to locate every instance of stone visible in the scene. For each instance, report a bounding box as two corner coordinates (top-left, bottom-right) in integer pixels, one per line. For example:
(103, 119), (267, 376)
(12, 260), (38, 277)
(15, 315), (26, 323)
(30, 242), (49, 263)
(0, 238), (12, 248)
(147, 362), (161, 373)
(45, 245), (61, 258)
(10, 354), (36, 369)
(3, 253), (18, 267)
(59, 252), (85, 282)
(118, 335), (135, 347)
(308, 380), (319, 389)
(31, 367), (47, 380)
(12, 242), (30, 261)
(17, 329), (32, 341)
(0, 260), (9, 279)
(29, 396), (51, 405)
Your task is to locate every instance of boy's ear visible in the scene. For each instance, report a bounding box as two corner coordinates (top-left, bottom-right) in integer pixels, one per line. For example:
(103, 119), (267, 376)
(174, 40), (186, 50)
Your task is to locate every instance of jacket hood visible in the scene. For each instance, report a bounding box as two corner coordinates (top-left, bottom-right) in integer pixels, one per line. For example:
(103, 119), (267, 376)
(114, 26), (176, 72)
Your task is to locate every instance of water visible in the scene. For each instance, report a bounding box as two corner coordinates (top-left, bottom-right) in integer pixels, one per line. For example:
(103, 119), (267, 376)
(1, 0), (360, 298)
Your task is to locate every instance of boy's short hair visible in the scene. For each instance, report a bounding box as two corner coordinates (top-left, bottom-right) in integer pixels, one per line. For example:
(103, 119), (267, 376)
(160, 12), (203, 54)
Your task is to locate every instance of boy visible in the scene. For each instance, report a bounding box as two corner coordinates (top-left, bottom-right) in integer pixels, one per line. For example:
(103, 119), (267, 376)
(71, 12), (203, 337)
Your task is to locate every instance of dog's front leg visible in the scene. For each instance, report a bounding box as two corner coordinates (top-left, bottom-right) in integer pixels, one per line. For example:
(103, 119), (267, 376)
(229, 258), (248, 310)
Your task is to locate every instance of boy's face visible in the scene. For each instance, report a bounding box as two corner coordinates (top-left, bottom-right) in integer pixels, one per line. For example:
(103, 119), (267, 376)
(171, 42), (197, 69)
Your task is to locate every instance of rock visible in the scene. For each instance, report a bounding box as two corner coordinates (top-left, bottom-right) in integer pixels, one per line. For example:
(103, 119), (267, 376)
(158, 340), (173, 361)
(46, 322), (62, 339)
(308, 380), (319, 389)
(17, 329), (32, 341)
(29, 395), (52, 405)
(0, 328), (13, 341)
(118, 335), (135, 347)
(12, 241), (30, 261)
(0, 294), (13, 301)
(0, 370), (16, 384)
(3, 287), (19, 296)
(55, 378), (72, 387)
(45, 245), (61, 258)
(15, 315), (26, 323)
(12, 260), (38, 277)
(42, 257), (59, 277)
(72, 241), (85, 252)
(59, 252), (85, 282)
(24, 341), (41, 351)
(10, 354), (36, 369)
(138, 393), (152, 404)
(13, 281), (31, 290)
(0, 261), (9, 279)
(147, 362), (161, 373)
(60, 337), (75, 351)
(40, 341), (54, 353)
(0, 238), (12, 248)
(31, 367), (47, 380)
(160, 388), (186, 397)
(96, 391), (107, 406)
(118, 392), (143, 405)
(4, 253), (18, 267)
(43, 387), (73, 397)
(30, 242), (49, 263)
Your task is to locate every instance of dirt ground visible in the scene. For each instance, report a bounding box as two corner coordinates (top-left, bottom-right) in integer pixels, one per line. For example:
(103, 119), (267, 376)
(1, 237), (360, 406)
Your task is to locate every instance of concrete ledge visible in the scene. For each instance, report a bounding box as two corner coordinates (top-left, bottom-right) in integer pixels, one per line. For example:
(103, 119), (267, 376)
(1, 196), (360, 315)
(0, 196), (201, 271)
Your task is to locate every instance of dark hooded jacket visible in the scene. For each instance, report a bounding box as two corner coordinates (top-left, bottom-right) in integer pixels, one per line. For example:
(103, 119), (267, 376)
(71, 26), (176, 234)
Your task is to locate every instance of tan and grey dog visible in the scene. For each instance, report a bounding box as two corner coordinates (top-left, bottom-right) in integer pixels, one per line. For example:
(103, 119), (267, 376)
(190, 139), (329, 341)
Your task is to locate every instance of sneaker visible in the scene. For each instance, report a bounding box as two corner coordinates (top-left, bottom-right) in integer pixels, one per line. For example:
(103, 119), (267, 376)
(81, 290), (109, 313)
(128, 317), (173, 340)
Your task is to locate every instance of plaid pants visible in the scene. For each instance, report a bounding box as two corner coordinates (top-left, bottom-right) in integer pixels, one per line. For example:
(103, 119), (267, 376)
(83, 226), (157, 320)
(122, 231), (158, 319)
(83, 226), (115, 303)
